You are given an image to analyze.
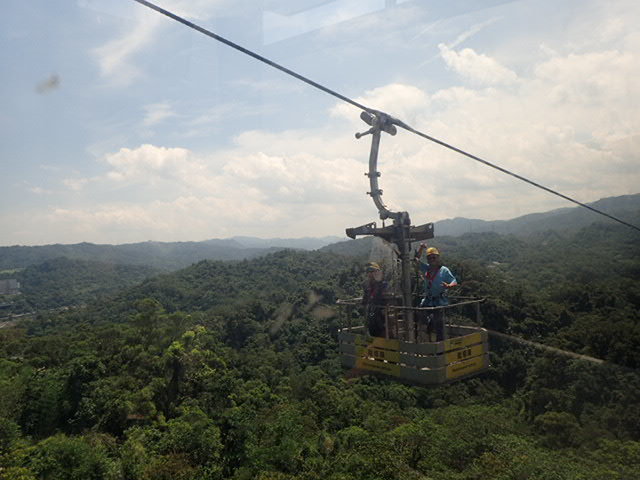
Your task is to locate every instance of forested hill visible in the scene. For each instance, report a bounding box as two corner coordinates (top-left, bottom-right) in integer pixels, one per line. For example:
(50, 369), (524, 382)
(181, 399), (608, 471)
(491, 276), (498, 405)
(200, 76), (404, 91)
(79, 249), (361, 328)
(0, 257), (158, 314)
(0, 236), (344, 271)
(435, 192), (640, 236)
(2, 232), (639, 478)
(0, 239), (280, 271)
(2, 193), (636, 271)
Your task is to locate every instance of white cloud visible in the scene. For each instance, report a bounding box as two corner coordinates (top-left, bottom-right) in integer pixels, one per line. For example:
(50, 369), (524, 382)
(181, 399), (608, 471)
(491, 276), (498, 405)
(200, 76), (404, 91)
(448, 17), (502, 49)
(331, 83), (429, 125)
(92, 10), (163, 86)
(29, 186), (53, 195)
(63, 178), (89, 191)
(331, 29), (639, 222)
(534, 50), (637, 108)
(142, 102), (176, 127)
(102, 144), (205, 186)
(221, 149), (362, 204)
(98, 137), (364, 203)
(43, 194), (292, 244)
(438, 44), (518, 86)
(21, 34), (640, 244)
(91, 0), (228, 86)
(92, 35), (638, 232)
(264, 0), (388, 44)
(52, 204), (159, 230)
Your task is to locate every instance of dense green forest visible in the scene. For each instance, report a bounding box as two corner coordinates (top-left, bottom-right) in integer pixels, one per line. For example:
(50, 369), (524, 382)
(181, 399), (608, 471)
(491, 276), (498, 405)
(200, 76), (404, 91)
(0, 258), (158, 315)
(1, 220), (639, 479)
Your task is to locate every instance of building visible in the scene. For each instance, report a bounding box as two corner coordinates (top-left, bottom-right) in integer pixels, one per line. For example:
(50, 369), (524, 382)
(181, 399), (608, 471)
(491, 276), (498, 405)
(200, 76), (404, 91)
(0, 279), (21, 295)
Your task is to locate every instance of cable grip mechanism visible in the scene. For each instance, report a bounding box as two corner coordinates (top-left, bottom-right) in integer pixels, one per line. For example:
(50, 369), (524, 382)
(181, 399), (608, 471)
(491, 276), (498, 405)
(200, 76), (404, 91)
(355, 111), (398, 221)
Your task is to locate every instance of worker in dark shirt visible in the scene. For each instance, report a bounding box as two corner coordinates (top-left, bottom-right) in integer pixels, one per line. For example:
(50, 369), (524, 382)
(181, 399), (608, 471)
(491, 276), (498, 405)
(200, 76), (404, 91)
(362, 262), (388, 337)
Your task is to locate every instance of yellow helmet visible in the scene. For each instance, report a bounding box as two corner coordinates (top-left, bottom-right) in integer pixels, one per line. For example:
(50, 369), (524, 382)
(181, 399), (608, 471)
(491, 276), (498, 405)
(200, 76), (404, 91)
(365, 262), (381, 272)
(426, 247), (440, 256)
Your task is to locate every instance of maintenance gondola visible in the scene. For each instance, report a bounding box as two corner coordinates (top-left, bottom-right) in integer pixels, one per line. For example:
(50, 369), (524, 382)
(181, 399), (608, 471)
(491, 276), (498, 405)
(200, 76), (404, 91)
(337, 111), (490, 385)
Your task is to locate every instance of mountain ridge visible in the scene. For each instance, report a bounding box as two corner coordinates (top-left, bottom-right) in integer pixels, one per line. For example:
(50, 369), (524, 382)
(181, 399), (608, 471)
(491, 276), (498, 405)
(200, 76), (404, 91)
(1, 193), (637, 269)
(434, 193), (640, 236)
(0, 236), (344, 271)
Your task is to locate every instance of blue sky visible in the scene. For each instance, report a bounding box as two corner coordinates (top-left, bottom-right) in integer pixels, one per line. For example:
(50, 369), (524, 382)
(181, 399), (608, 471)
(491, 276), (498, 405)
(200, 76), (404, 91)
(2, 0), (638, 245)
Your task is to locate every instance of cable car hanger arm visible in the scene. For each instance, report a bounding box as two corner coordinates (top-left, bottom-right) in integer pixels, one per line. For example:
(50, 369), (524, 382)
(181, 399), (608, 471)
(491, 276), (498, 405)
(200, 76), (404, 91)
(355, 111), (397, 221)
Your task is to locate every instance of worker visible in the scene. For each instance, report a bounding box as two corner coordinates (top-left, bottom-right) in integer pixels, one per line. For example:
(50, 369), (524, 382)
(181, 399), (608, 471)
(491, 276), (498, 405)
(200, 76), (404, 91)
(362, 261), (388, 337)
(415, 244), (457, 341)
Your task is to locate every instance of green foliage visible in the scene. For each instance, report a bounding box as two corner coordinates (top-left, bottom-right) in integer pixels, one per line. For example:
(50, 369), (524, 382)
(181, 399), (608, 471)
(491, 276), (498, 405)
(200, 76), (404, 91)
(19, 369), (65, 438)
(533, 411), (581, 448)
(26, 434), (120, 480)
(0, 241), (639, 479)
(0, 417), (22, 462)
(5, 257), (157, 314)
(120, 406), (223, 479)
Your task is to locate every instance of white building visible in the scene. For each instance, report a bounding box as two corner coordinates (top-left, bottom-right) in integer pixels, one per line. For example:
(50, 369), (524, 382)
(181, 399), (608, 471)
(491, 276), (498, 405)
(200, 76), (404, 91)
(0, 279), (20, 295)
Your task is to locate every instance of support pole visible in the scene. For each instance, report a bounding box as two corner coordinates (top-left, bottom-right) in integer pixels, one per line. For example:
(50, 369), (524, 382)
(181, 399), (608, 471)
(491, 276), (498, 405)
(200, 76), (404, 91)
(395, 213), (415, 342)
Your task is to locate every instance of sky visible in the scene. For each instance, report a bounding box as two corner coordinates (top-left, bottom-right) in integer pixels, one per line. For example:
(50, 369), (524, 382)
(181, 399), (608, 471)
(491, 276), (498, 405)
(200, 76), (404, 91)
(1, 0), (639, 246)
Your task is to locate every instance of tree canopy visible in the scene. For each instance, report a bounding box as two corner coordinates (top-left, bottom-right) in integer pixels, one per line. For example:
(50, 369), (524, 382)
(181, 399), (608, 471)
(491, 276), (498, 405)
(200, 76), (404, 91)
(1, 221), (639, 479)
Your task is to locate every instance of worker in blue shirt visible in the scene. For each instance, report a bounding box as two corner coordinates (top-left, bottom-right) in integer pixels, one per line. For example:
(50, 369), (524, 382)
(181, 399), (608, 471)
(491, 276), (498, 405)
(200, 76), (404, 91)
(415, 244), (457, 341)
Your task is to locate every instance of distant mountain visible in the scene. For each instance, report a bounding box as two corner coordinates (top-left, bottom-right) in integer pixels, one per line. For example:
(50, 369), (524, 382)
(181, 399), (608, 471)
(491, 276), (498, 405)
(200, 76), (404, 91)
(0, 235), (345, 271)
(230, 235), (344, 250)
(319, 237), (375, 258)
(434, 193), (640, 237)
(2, 194), (636, 270)
(0, 241), (278, 271)
(320, 193), (640, 260)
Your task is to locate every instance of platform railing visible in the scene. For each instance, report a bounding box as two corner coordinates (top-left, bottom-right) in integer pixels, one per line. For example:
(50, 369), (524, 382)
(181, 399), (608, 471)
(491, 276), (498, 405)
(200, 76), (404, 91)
(336, 296), (490, 384)
(337, 295), (484, 342)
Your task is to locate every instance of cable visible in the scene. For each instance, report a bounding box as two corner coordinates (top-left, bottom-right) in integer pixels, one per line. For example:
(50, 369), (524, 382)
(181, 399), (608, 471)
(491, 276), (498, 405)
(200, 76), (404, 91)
(486, 328), (604, 365)
(131, 0), (371, 113)
(131, 0), (640, 234)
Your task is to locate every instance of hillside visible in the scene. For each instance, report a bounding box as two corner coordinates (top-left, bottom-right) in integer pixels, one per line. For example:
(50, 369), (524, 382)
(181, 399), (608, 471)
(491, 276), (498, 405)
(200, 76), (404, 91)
(322, 193), (640, 261)
(0, 257), (159, 315)
(2, 193), (636, 273)
(320, 236), (375, 258)
(0, 240), (273, 272)
(0, 236), (345, 272)
(230, 235), (344, 250)
(1, 228), (639, 478)
(434, 193), (640, 236)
